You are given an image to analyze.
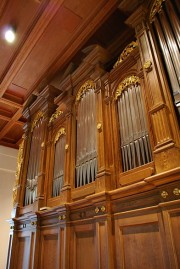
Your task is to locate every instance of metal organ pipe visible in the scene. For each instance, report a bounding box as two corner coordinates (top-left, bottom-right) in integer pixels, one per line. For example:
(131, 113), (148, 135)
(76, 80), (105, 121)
(117, 82), (152, 172)
(24, 118), (44, 205)
(76, 88), (97, 188)
(52, 133), (65, 197)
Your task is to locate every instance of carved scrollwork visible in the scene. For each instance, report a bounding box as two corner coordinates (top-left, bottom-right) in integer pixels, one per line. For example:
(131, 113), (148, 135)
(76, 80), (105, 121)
(13, 135), (25, 206)
(31, 111), (44, 132)
(143, 60), (152, 73)
(113, 41), (138, 68)
(48, 110), (63, 125)
(75, 80), (95, 103)
(150, 0), (165, 23)
(115, 75), (140, 100)
(54, 127), (66, 144)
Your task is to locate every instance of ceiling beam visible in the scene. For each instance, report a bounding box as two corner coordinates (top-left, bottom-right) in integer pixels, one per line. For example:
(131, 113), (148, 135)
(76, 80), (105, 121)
(0, 114), (24, 125)
(0, 97), (23, 109)
(0, 108), (23, 140)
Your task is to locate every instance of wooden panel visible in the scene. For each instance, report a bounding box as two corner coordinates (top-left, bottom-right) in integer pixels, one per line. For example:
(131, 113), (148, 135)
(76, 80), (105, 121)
(40, 232), (59, 269)
(121, 224), (165, 269)
(115, 213), (167, 269)
(70, 224), (96, 269)
(170, 211), (180, 266)
(16, 236), (30, 269)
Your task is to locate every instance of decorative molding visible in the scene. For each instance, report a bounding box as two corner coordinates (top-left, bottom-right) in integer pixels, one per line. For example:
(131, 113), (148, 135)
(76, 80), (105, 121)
(143, 60), (152, 73)
(75, 80), (95, 103)
(48, 110), (63, 125)
(115, 75), (140, 100)
(54, 127), (66, 144)
(150, 0), (165, 23)
(13, 135), (25, 206)
(31, 111), (44, 132)
(113, 41), (138, 68)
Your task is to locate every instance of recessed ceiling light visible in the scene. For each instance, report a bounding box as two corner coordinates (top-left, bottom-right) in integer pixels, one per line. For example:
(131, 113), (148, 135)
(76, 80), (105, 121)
(4, 27), (16, 43)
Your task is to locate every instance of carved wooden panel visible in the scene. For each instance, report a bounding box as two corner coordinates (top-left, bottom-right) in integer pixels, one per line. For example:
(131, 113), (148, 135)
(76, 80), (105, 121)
(70, 223), (96, 269)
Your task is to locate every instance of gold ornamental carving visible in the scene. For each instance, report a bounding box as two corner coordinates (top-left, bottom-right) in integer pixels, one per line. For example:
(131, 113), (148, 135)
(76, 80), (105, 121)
(113, 41), (138, 68)
(101, 206), (106, 212)
(58, 215), (66, 220)
(13, 135), (25, 206)
(97, 123), (102, 132)
(150, 0), (165, 23)
(173, 188), (180, 196)
(31, 111), (44, 132)
(115, 75), (140, 100)
(54, 127), (66, 144)
(161, 191), (168, 199)
(48, 110), (63, 125)
(65, 144), (69, 151)
(95, 207), (99, 214)
(143, 60), (152, 73)
(75, 80), (95, 103)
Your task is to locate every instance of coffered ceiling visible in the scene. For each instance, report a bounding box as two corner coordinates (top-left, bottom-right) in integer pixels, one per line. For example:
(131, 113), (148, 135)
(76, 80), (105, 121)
(0, 0), (141, 148)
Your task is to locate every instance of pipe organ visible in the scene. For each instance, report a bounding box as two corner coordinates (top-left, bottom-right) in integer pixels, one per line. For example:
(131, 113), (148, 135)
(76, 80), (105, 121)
(7, 1), (180, 269)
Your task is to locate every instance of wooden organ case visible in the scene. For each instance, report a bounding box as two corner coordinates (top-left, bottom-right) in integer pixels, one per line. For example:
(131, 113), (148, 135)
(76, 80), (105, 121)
(7, 1), (180, 268)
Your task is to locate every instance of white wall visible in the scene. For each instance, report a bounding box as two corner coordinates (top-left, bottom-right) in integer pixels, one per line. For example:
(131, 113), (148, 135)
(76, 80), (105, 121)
(0, 146), (18, 269)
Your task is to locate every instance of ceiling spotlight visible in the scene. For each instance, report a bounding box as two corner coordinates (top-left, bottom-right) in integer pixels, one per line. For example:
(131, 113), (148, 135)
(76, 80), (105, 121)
(4, 27), (16, 43)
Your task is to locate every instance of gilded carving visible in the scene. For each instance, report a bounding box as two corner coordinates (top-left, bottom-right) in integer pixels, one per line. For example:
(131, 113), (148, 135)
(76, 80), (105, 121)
(101, 206), (106, 212)
(75, 80), (95, 103)
(97, 123), (102, 132)
(95, 207), (99, 213)
(150, 0), (165, 23)
(13, 135), (25, 206)
(65, 144), (69, 151)
(54, 127), (66, 144)
(31, 111), (44, 132)
(113, 41), (138, 68)
(143, 60), (152, 73)
(115, 75), (140, 100)
(48, 110), (63, 125)
(173, 188), (180, 196)
(161, 190), (168, 198)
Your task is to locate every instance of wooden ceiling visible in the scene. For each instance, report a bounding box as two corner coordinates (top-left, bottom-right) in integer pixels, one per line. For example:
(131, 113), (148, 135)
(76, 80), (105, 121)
(0, 0), (140, 149)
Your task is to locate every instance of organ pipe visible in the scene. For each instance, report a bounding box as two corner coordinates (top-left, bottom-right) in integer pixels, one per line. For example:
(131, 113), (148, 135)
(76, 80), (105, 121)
(75, 87), (97, 187)
(24, 116), (44, 206)
(52, 131), (66, 197)
(116, 78), (152, 172)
